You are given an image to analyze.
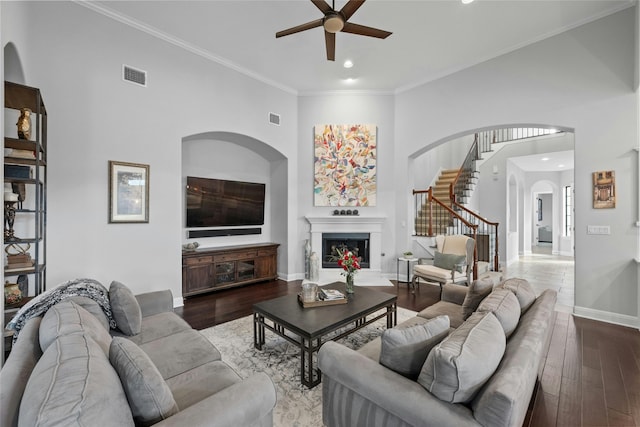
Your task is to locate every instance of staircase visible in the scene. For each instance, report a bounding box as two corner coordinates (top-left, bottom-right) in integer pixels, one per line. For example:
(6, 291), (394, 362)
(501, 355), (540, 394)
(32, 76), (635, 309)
(412, 127), (563, 275)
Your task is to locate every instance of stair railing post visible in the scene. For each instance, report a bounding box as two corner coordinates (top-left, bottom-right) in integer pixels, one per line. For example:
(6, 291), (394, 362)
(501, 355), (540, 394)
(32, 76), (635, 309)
(428, 187), (433, 237)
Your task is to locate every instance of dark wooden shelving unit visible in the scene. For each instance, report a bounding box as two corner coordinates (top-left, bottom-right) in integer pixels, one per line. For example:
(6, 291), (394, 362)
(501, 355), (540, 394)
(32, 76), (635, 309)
(182, 243), (279, 297)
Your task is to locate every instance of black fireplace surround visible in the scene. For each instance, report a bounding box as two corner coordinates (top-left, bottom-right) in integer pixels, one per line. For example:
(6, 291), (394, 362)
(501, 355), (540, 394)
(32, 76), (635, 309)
(322, 233), (370, 269)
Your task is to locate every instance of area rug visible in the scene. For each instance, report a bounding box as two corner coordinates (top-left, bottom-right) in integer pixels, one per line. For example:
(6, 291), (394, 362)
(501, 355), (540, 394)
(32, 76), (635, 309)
(199, 307), (417, 427)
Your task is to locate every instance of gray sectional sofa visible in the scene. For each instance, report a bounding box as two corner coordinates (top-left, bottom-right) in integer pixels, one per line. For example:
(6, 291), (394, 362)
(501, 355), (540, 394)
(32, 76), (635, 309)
(319, 278), (557, 427)
(0, 281), (276, 427)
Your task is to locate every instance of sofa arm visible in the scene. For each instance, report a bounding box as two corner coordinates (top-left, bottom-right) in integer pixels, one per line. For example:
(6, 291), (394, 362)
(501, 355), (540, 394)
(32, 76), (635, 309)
(135, 290), (174, 317)
(441, 283), (468, 305)
(153, 373), (276, 427)
(318, 341), (480, 427)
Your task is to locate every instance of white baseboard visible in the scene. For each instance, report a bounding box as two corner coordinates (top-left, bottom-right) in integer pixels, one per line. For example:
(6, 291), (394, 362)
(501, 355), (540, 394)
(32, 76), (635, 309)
(573, 305), (639, 330)
(173, 297), (184, 308)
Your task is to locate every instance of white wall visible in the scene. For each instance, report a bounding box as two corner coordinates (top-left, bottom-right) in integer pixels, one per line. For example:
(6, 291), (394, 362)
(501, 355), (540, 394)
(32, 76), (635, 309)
(297, 94), (396, 277)
(1, 1), (298, 299)
(397, 9), (637, 322)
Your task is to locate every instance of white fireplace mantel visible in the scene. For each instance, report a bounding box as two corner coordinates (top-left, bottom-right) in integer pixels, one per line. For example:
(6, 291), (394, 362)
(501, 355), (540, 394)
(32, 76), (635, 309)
(305, 216), (386, 273)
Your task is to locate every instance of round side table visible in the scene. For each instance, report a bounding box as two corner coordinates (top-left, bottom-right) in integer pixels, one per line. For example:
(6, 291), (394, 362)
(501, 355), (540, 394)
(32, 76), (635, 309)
(396, 256), (419, 284)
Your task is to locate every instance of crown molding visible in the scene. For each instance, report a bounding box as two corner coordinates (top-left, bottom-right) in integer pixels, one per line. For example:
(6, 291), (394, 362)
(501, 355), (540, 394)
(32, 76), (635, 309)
(74, 1), (298, 96)
(395, 1), (635, 95)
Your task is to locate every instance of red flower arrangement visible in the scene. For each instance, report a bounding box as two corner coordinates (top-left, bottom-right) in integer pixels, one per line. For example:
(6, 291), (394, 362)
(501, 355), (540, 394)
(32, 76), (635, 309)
(336, 249), (361, 276)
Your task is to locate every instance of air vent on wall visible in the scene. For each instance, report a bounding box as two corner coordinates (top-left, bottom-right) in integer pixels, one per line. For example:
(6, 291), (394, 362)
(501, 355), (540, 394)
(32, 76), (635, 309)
(123, 64), (147, 87)
(269, 112), (281, 126)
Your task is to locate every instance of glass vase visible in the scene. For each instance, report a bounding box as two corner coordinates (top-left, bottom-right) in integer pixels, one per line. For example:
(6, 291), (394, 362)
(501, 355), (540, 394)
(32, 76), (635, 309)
(345, 273), (355, 294)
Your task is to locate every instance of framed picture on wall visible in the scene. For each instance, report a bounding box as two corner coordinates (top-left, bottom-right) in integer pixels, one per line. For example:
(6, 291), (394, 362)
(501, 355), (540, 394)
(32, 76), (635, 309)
(109, 161), (150, 223)
(592, 170), (615, 209)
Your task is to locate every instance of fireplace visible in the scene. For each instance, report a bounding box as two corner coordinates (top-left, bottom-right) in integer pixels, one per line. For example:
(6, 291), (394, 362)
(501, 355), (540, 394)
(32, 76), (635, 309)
(306, 216), (386, 274)
(322, 233), (370, 268)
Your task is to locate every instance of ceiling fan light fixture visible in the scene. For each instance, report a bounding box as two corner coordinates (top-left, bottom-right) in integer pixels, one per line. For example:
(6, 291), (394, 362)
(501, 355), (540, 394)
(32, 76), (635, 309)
(324, 14), (344, 33)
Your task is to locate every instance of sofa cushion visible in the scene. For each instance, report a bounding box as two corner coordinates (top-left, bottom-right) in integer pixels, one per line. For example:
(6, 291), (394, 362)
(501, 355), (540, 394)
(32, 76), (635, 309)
(66, 296), (110, 330)
(165, 360), (243, 410)
(461, 277), (495, 320)
(433, 251), (466, 272)
(109, 337), (179, 426)
(357, 316), (430, 362)
(417, 300), (465, 328)
(112, 311), (194, 346)
(19, 333), (134, 427)
(109, 281), (142, 336)
(476, 288), (521, 338)
(139, 329), (221, 380)
(379, 315), (450, 380)
(39, 300), (112, 355)
(499, 278), (536, 313)
(417, 311), (506, 404)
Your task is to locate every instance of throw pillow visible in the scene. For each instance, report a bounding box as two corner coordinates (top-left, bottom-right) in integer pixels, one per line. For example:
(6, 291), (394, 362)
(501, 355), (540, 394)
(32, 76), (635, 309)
(499, 278), (537, 313)
(39, 301), (112, 355)
(379, 315), (450, 380)
(109, 337), (179, 426)
(476, 288), (521, 338)
(461, 277), (495, 320)
(109, 281), (142, 336)
(417, 311), (506, 404)
(433, 251), (466, 272)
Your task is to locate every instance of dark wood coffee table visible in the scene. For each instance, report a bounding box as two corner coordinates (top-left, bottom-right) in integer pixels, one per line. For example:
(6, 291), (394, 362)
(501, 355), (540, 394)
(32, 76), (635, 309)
(253, 282), (397, 388)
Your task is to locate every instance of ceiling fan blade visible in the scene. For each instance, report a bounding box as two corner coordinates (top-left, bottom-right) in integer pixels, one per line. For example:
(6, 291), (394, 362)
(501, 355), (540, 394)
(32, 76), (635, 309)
(311, 0), (333, 14)
(339, 0), (365, 21)
(325, 31), (336, 61)
(341, 22), (392, 39)
(276, 18), (323, 38)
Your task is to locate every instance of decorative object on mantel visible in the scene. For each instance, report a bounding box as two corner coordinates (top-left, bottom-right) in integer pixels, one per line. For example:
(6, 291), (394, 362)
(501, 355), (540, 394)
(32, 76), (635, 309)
(332, 209), (359, 216)
(593, 170), (615, 209)
(334, 248), (361, 294)
(314, 124), (377, 207)
(16, 107), (32, 140)
(182, 242), (199, 251)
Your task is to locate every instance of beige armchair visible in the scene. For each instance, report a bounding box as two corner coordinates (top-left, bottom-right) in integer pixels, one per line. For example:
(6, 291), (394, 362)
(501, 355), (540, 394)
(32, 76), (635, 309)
(410, 234), (475, 294)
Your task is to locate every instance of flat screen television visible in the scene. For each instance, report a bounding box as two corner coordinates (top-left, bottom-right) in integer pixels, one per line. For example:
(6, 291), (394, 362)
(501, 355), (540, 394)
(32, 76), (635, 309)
(186, 176), (265, 227)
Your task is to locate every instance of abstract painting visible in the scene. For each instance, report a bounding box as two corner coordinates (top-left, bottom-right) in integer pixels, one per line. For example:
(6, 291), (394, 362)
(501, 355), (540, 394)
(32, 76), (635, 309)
(314, 124), (377, 206)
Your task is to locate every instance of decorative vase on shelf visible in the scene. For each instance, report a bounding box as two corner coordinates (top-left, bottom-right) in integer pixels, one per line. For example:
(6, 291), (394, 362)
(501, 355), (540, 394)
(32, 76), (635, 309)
(345, 273), (355, 294)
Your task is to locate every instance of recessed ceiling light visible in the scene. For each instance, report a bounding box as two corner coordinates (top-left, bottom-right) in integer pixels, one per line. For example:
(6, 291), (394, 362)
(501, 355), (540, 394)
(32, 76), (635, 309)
(345, 78), (356, 84)
(343, 60), (353, 69)
(461, 0), (474, 4)
(541, 157), (549, 161)
(558, 164), (565, 168)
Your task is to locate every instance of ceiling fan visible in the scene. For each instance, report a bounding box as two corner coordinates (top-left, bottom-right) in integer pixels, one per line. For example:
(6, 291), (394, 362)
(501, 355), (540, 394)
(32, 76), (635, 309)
(275, 0), (392, 61)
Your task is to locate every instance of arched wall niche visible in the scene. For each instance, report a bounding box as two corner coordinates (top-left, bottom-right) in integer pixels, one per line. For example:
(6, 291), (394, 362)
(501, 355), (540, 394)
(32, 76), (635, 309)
(4, 42), (26, 84)
(181, 131), (288, 276)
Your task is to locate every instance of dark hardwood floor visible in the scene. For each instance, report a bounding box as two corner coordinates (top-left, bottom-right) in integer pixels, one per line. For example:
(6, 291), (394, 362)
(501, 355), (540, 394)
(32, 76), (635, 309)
(178, 279), (640, 427)
(175, 279), (441, 330)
